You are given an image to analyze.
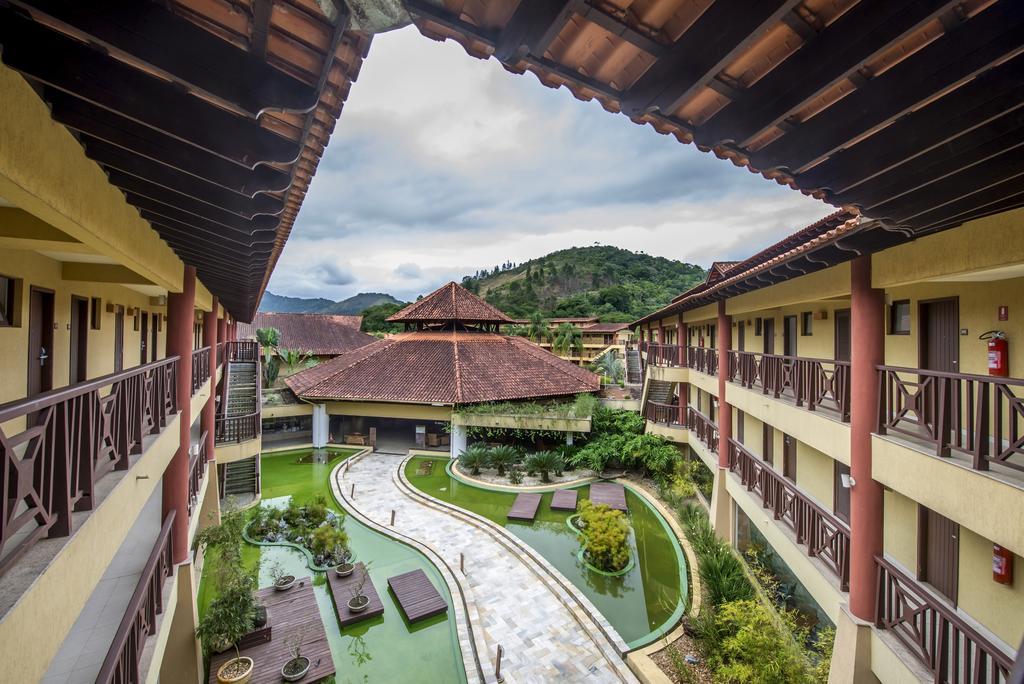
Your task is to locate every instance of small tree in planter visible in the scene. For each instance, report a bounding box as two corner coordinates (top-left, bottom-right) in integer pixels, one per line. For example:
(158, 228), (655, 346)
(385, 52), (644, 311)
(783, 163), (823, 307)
(269, 560), (296, 591)
(347, 563), (373, 613)
(196, 570), (258, 684)
(334, 543), (355, 577)
(281, 625), (312, 682)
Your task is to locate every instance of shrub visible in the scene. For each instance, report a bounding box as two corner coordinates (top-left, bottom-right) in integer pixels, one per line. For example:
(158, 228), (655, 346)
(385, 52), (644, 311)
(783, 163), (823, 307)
(708, 600), (813, 684)
(811, 627), (836, 683)
(310, 525), (349, 563)
(508, 464), (524, 485)
(679, 503), (718, 559)
(458, 445), (490, 475)
(700, 545), (754, 606)
(570, 434), (626, 474)
(621, 433), (680, 476)
(488, 445), (518, 476)
(524, 451), (562, 483)
(578, 499), (630, 572)
(591, 406), (645, 436)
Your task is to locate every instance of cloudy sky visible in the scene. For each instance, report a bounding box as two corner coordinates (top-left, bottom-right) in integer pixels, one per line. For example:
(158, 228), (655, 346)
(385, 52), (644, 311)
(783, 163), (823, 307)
(267, 26), (830, 303)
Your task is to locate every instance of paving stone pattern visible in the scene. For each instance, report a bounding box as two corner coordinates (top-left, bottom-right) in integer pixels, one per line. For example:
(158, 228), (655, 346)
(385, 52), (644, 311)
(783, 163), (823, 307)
(335, 453), (636, 683)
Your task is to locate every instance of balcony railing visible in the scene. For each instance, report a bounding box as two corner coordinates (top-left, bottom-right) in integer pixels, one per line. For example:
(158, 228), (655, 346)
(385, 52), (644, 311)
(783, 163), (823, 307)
(875, 556), (1013, 683)
(190, 346), (211, 395)
(96, 511), (176, 684)
(187, 432), (208, 516)
(0, 357), (178, 577)
(687, 406), (718, 453)
(216, 341), (226, 368)
(728, 439), (850, 590)
(216, 412), (260, 444)
(228, 340), (259, 362)
(645, 343), (685, 368)
(878, 366), (1024, 474)
(646, 400), (683, 426)
(688, 346), (719, 376)
(729, 351), (851, 421)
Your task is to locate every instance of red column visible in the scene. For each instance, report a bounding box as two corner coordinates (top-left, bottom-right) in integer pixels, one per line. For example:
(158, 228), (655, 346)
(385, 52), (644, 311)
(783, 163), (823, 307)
(217, 316), (227, 350)
(849, 254), (885, 620)
(716, 300), (732, 468)
(201, 297), (218, 463)
(678, 315), (688, 424)
(164, 265), (195, 564)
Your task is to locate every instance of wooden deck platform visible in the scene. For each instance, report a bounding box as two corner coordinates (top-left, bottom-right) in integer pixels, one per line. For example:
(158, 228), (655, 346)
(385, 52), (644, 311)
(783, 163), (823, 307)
(507, 492), (542, 521)
(326, 562), (384, 627)
(387, 569), (448, 623)
(589, 482), (628, 512)
(208, 578), (334, 684)
(551, 489), (578, 511)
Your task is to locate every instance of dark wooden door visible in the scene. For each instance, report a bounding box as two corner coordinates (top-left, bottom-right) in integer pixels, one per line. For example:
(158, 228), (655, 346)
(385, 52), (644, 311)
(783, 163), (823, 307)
(762, 424), (774, 464)
(27, 288), (55, 397)
(736, 409), (745, 443)
(783, 315), (798, 357)
(737, 320), (746, 352)
(139, 312), (149, 364)
(920, 299), (959, 372)
(834, 462), (851, 523)
(114, 308), (124, 372)
(763, 318), (775, 354)
(151, 315), (159, 361)
(783, 433), (797, 480)
(69, 295), (89, 383)
(834, 309), (852, 362)
(920, 507), (959, 603)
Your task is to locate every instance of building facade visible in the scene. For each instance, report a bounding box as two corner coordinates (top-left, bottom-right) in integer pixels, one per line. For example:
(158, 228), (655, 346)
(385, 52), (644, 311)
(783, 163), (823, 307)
(636, 211), (1024, 683)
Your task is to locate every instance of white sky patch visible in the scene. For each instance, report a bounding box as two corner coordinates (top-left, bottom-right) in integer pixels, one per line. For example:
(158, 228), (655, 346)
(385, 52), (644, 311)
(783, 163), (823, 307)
(269, 26), (830, 302)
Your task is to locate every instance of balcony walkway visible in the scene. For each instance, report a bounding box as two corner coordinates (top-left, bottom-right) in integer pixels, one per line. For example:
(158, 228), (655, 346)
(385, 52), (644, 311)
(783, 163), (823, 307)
(332, 453), (636, 683)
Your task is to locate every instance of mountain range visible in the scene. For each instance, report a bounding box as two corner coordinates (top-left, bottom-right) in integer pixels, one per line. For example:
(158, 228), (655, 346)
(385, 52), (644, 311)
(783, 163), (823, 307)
(258, 291), (402, 315)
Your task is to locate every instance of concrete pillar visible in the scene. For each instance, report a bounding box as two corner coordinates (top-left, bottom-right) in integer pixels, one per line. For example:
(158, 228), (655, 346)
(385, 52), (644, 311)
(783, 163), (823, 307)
(849, 254), (885, 621)
(217, 316), (226, 346)
(566, 432), (574, 446)
(712, 300), (734, 538)
(164, 265), (194, 564)
(311, 403), (328, 448)
(828, 605), (881, 684)
(201, 298), (217, 463)
(160, 563), (203, 684)
(450, 423), (467, 459)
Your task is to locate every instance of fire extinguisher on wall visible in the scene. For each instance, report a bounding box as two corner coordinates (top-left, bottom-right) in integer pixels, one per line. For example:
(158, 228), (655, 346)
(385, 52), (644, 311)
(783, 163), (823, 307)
(993, 544), (1014, 585)
(980, 330), (1009, 377)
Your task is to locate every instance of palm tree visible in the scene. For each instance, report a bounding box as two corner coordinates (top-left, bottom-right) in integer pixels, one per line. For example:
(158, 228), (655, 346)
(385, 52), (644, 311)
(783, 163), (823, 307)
(526, 311), (550, 343)
(596, 351), (624, 383)
(488, 445), (518, 476)
(458, 445), (490, 475)
(277, 348), (313, 375)
(552, 322), (583, 358)
(505, 324), (529, 337)
(524, 451), (564, 483)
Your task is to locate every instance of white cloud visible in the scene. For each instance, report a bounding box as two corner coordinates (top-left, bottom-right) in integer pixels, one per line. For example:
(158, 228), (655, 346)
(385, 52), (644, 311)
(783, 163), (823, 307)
(267, 26), (830, 303)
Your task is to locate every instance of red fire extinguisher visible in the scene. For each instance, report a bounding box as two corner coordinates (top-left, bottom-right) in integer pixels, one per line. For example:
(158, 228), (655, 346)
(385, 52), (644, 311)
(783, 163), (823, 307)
(980, 330), (1009, 377)
(993, 544), (1014, 585)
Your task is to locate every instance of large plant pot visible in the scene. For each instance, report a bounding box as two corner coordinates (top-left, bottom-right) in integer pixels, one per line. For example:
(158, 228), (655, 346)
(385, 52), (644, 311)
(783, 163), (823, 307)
(334, 563), (354, 577)
(216, 657), (253, 684)
(347, 595), (369, 613)
(281, 656), (311, 682)
(274, 575), (296, 591)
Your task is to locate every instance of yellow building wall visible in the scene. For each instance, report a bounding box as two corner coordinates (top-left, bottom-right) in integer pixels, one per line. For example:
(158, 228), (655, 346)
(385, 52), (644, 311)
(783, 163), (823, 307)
(883, 489), (919, 573)
(726, 263), (851, 317)
(882, 277), (1024, 377)
(325, 401), (453, 421)
(0, 248), (169, 404)
(796, 441), (834, 510)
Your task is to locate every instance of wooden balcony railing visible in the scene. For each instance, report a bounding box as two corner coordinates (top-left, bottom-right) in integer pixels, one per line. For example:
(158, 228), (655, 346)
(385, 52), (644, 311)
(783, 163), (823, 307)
(96, 511), (175, 684)
(645, 343), (685, 368)
(687, 346), (719, 376)
(0, 357), (178, 578)
(190, 346), (211, 395)
(728, 439), (851, 590)
(645, 400), (682, 426)
(687, 406), (718, 453)
(228, 340), (259, 362)
(878, 366), (1024, 474)
(875, 556), (1013, 683)
(187, 432), (208, 516)
(216, 412), (260, 444)
(729, 351), (851, 421)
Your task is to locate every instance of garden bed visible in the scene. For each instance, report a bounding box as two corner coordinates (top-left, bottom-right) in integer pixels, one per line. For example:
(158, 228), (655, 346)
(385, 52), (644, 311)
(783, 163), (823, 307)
(244, 496), (350, 571)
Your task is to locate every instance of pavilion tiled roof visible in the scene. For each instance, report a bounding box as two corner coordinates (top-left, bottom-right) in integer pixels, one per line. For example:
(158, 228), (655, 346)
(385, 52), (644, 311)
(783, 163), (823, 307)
(582, 322), (631, 333)
(387, 281), (514, 324)
(237, 312), (374, 356)
(285, 330), (599, 404)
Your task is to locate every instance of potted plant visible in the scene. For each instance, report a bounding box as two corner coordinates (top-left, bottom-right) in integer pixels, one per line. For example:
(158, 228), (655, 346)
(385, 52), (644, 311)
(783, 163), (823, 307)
(269, 560), (296, 591)
(347, 563), (372, 613)
(281, 625), (312, 681)
(196, 573), (258, 684)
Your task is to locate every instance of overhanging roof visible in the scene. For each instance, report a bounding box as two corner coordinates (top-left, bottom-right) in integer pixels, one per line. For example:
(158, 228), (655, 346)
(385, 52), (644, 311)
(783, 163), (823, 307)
(407, 0), (1024, 241)
(0, 0), (371, 320)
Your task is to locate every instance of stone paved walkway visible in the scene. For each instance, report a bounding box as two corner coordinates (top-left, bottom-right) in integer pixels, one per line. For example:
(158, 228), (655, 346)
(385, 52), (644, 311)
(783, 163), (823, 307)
(333, 453), (637, 684)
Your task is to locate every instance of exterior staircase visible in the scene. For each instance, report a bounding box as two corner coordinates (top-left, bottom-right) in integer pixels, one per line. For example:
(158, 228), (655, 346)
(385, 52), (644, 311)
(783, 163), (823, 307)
(225, 361), (258, 417)
(222, 457), (258, 496)
(626, 349), (643, 385)
(647, 379), (674, 404)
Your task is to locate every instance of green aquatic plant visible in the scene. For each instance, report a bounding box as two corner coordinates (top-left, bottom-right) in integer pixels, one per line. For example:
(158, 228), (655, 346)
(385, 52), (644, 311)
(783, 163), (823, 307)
(578, 499), (630, 573)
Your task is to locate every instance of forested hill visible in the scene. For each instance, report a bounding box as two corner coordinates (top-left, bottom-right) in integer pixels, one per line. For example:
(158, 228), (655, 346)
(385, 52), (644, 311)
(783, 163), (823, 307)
(259, 291), (401, 315)
(460, 246), (706, 322)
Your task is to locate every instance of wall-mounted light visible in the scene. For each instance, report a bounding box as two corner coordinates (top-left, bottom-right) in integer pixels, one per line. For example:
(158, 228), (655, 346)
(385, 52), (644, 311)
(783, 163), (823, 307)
(840, 473), (856, 489)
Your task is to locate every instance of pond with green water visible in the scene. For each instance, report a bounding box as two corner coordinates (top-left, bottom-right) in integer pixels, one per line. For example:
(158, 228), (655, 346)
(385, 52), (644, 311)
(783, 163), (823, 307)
(199, 448), (467, 684)
(404, 456), (688, 648)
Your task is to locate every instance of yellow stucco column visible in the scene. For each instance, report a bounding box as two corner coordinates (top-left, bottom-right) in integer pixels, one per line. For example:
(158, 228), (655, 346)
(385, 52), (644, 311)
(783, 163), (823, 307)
(709, 467), (734, 542)
(828, 604), (880, 684)
(159, 562), (203, 684)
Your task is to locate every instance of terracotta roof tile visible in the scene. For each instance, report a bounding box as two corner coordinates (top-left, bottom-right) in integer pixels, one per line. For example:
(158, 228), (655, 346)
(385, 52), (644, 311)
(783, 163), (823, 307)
(237, 312), (375, 355)
(285, 330), (599, 404)
(582, 322), (631, 333)
(387, 281), (514, 323)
